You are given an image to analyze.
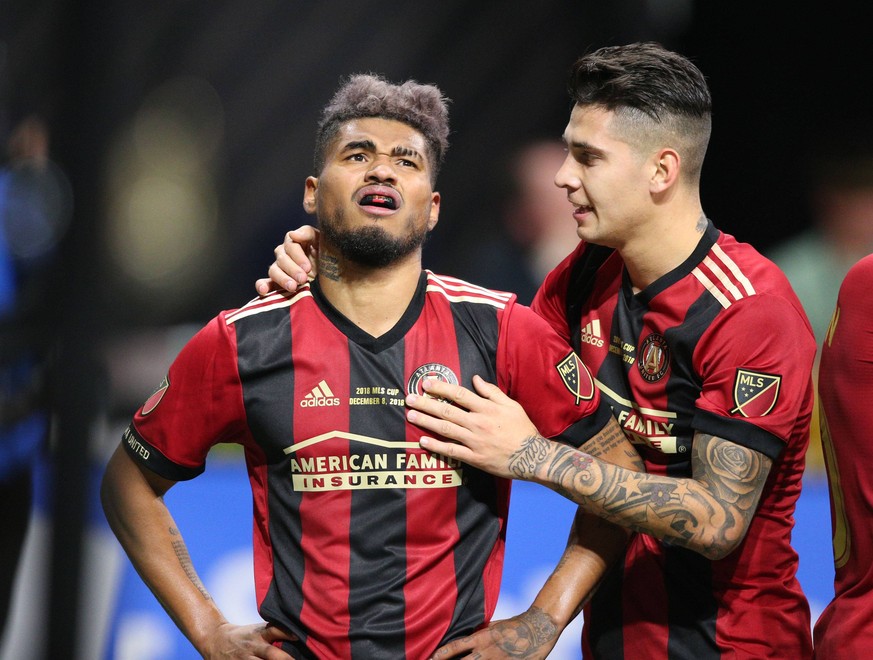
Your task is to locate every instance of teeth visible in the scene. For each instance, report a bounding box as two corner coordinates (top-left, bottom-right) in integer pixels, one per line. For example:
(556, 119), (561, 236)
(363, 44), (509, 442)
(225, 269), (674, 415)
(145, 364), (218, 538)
(361, 194), (396, 209)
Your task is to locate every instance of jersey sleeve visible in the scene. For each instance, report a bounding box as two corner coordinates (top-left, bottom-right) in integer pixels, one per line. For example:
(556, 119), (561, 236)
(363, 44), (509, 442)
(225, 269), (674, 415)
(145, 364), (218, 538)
(691, 293), (816, 459)
(496, 300), (613, 448)
(122, 313), (247, 481)
(530, 243), (584, 345)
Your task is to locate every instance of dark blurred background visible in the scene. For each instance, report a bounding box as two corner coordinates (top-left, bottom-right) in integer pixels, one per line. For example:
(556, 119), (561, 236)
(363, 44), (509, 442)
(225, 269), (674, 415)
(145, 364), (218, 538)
(3, 0), (869, 325)
(1, 1), (870, 658)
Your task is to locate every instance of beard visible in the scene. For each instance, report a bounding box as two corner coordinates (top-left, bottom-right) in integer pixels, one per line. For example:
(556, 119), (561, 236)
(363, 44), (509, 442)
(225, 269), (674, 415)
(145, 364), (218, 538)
(319, 207), (430, 268)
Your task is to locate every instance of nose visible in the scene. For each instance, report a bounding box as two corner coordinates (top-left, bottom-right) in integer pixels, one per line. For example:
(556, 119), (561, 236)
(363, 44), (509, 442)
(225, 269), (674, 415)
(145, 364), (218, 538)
(366, 155), (397, 184)
(554, 154), (580, 191)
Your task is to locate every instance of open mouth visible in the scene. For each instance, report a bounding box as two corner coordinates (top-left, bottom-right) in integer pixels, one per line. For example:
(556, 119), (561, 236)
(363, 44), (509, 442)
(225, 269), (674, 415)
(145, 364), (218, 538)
(356, 185), (401, 214)
(359, 193), (397, 210)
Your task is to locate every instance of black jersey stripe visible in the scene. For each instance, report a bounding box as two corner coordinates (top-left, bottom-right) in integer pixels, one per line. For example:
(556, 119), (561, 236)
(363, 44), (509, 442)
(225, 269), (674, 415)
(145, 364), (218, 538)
(441, 298), (503, 641)
(346, 340), (410, 658)
(233, 306), (309, 645)
(665, 547), (718, 659)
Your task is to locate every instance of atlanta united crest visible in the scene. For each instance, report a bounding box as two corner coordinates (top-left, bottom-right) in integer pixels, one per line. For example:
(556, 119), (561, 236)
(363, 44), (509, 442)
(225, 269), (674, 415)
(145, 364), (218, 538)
(556, 352), (595, 404)
(407, 363), (459, 398)
(638, 333), (670, 382)
(731, 369), (781, 417)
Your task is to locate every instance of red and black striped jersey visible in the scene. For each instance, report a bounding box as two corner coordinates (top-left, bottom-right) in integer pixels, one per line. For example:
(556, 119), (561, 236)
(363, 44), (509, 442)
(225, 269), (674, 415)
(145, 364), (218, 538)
(124, 270), (610, 659)
(533, 221), (816, 659)
(814, 254), (873, 658)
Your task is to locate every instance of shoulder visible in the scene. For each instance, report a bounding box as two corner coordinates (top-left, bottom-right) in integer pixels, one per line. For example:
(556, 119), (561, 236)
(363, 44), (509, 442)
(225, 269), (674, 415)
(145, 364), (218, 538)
(424, 270), (516, 309)
(709, 232), (805, 309)
(222, 285), (313, 326)
(841, 253), (873, 292)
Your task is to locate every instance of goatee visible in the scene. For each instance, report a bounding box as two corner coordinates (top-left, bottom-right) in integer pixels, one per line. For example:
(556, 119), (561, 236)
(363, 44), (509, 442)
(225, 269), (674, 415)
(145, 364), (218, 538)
(320, 209), (430, 268)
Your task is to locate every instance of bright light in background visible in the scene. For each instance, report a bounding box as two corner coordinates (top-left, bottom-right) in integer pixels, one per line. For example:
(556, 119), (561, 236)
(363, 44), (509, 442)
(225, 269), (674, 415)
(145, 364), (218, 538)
(104, 75), (225, 305)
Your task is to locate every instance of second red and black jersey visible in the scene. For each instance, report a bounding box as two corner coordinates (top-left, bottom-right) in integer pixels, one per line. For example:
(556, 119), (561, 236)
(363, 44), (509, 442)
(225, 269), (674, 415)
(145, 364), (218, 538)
(813, 254), (873, 659)
(534, 220), (816, 659)
(123, 270), (610, 659)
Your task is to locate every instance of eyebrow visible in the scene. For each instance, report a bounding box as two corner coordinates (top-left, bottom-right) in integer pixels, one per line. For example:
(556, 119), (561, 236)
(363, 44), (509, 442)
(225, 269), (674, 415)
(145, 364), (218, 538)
(563, 137), (595, 151)
(341, 140), (423, 161)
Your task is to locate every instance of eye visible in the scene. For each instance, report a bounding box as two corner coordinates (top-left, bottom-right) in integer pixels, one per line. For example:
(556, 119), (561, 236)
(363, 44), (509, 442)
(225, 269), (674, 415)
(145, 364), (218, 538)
(575, 151), (598, 166)
(346, 153), (367, 162)
(398, 158), (418, 168)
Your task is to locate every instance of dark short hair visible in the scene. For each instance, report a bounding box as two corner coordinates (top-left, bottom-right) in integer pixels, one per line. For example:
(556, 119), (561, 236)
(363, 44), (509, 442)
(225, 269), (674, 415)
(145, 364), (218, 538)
(568, 42), (712, 181)
(314, 74), (450, 184)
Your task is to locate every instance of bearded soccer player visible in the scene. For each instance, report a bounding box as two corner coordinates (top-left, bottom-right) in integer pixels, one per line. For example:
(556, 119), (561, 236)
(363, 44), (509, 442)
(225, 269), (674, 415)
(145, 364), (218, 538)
(813, 253), (873, 659)
(263, 44), (816, 659)
(100, 74), (640, 659)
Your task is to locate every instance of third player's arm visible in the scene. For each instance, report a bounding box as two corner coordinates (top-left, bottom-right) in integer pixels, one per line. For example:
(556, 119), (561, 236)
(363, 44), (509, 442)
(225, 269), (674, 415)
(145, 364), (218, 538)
(410, 377), (772, 560)
(509, 429), (771, 560)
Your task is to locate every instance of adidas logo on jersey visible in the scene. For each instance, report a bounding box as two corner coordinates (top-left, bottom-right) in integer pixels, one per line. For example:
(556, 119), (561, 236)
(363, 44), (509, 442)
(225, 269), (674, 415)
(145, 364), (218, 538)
(580, 319), (605, 347)
(301, 380), (341, 407)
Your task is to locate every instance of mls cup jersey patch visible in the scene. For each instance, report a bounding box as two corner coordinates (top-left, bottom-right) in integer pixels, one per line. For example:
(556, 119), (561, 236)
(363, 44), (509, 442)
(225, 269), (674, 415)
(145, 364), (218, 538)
(556, 352), (595, 404)
(731, 368), (782, 417)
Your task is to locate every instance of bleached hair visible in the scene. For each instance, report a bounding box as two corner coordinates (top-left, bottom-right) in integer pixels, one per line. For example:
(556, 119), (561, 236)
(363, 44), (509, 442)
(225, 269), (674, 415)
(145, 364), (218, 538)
(314, 73), (450, 184)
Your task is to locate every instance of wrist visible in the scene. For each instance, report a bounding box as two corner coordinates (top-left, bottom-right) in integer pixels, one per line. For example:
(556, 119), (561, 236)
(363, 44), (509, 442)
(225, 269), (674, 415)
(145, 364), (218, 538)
(507, 433), (553, 481)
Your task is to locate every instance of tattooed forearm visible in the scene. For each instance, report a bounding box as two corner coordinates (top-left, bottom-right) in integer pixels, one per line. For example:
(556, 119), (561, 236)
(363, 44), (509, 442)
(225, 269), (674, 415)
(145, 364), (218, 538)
(171, 536), (212, 601)
(508, 434), (551, 479)
(539, 433), (772, 560)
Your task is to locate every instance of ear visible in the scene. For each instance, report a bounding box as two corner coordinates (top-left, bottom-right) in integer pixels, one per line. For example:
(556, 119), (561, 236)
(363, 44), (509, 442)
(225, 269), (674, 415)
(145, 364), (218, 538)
(427, 191), (441, 231)
(650, 148), (680, 193)
(303, 176), (318, 215)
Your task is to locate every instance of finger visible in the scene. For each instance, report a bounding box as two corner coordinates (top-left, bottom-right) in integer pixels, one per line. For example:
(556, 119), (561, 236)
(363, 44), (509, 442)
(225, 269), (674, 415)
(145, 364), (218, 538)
(275, 243), (312, 284)
(286, 225), (319, 248)
(262, 646), (295, 660)
(417, 434), (475, 463)
(471, 374), (507, 401)
(255, 277), (278, 296)
(430, 636), (476, 659)
(262, 624), (298, 643)
(419, 379), (490, 413)
(405, 403), (469, 442)
(268, 262), (303, 292)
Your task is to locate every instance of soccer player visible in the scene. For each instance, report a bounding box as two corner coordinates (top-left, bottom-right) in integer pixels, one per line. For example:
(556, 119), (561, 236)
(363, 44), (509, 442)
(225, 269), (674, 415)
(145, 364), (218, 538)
(101, 74), (639, 659)
(813, 253), (873, 658)
(265, 44), (817, 659)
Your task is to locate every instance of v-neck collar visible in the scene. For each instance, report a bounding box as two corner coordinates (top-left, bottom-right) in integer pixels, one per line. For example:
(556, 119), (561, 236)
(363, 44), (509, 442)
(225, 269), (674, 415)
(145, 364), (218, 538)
(309, 271), (428, 353)
(621, 219), (720, 306)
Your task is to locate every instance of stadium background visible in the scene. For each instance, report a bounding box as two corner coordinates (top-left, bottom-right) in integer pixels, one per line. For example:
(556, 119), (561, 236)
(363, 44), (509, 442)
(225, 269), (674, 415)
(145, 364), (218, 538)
(1, 1), (868, 658)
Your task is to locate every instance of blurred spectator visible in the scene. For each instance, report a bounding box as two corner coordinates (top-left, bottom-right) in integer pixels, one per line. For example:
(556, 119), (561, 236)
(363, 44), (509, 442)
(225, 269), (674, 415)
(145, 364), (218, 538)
(456, 139), (579, 304)
(768, 139), (873, 347)
(0, 115), (71, 636)
(767, 134), (873, 471)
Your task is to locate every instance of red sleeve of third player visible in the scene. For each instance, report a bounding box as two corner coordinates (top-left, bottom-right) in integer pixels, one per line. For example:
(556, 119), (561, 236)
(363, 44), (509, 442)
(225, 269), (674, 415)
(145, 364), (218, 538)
(123, 313), (247, 481)
(691, 293), (816, 460)
(496, 300), (613, 448)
